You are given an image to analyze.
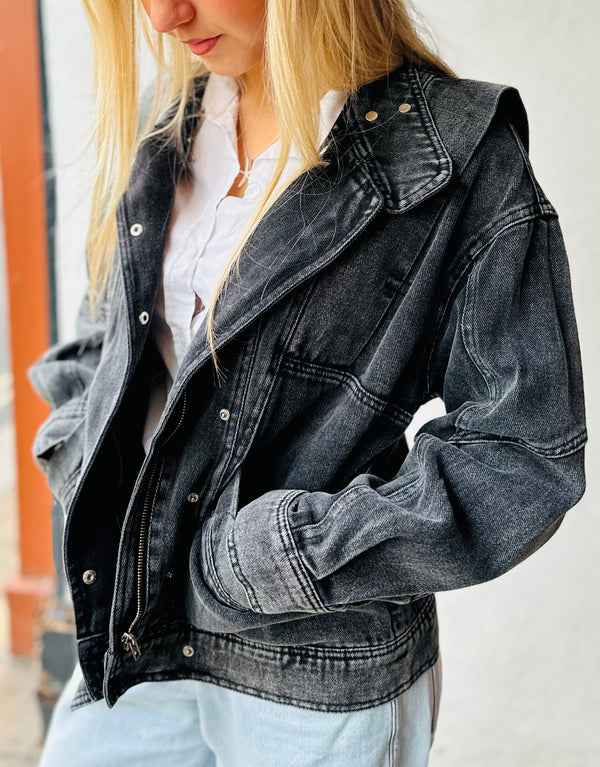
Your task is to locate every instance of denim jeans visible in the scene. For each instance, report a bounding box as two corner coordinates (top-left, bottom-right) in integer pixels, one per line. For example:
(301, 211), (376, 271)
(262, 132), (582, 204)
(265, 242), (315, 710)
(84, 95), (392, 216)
(38, 655), (442, 767)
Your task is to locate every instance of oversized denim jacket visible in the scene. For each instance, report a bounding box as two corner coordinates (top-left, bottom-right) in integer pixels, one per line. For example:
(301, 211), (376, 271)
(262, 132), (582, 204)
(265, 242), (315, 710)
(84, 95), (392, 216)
(28, 60), (587, 712)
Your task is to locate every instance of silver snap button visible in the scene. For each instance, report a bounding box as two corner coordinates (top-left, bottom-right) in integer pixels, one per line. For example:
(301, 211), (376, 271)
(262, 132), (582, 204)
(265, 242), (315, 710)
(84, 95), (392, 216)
(187, 492), (199, 503)
(182, 645), (194, 657)
(130, 223), (143, 236)
(219, 409), (230, 421)
(82, 569), (96, 585)
(138, 311), (150, 325)
(398, 103), (411, 113)
(365, 110), (378, 121)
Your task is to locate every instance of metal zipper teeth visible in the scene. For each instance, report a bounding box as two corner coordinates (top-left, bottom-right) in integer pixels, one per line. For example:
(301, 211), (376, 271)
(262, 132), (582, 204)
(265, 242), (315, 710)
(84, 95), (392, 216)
(122, 391), (188, 660)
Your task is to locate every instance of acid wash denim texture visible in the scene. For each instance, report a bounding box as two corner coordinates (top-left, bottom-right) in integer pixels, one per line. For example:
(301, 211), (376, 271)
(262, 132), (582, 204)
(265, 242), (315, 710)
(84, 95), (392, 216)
(28, 59), (587, 712)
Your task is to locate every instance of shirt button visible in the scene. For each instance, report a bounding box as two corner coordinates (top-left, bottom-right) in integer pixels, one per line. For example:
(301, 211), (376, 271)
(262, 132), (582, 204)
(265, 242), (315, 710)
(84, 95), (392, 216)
(219, 409), (230, 421)
(244, 183), (261, 201)
(130, 223), (144, 236)
(365, 110), (378, 121)
(187, 492), (199, 503)
(398, 103), (411, 113)
(82, 569), (96, 585)
(139, 311), (150, 325)
(182, 645), (195, 657)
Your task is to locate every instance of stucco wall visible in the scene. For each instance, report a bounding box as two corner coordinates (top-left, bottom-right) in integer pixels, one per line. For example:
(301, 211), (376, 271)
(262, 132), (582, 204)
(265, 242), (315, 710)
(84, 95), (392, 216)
(42, 2), (598, 764)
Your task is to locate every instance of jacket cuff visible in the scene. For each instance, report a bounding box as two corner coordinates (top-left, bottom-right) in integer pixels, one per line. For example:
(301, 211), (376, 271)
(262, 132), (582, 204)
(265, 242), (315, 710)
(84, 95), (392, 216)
(225, 488), (329, 614)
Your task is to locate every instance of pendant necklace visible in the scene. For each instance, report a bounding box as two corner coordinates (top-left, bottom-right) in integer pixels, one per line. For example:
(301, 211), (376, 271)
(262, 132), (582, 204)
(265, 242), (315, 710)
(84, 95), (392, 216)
(236, 111), (279, 188)
(237, 113), (254, 186)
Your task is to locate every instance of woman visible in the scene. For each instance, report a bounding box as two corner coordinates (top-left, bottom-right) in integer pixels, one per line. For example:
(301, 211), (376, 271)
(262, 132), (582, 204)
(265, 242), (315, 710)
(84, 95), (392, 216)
(29, 0), (587, 765)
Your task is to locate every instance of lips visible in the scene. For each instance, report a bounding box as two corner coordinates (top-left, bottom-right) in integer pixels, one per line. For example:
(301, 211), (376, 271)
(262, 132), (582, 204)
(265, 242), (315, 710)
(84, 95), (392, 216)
(184, 35), (222, 56)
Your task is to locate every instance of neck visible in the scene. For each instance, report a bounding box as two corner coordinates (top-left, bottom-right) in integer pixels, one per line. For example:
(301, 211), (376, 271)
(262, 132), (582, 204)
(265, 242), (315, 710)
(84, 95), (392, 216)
(236, 61), (281, 159)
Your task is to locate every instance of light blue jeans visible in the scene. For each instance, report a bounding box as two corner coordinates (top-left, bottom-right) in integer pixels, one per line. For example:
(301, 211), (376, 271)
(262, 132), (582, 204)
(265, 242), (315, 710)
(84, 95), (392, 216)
(39, 655), (441, 767)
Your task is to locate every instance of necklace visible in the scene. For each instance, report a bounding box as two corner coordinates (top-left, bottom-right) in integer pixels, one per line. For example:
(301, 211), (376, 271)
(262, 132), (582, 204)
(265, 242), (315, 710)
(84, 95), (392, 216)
(235, 111), (280, 187)
(237, 113), (254, 186)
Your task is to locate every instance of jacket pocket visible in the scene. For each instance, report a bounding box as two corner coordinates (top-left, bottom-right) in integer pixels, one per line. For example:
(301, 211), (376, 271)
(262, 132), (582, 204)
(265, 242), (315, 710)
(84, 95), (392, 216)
(32, 397), (87, 515)
(199, 466), (253, 612)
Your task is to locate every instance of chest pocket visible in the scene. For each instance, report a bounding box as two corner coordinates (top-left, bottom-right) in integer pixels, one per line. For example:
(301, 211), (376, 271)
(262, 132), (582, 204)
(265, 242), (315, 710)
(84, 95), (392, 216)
(285, 261), (406, 368)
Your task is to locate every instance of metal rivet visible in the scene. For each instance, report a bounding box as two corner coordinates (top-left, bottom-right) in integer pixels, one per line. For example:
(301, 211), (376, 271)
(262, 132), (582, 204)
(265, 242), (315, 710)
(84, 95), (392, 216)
(187, 492), (199, 503)
(182, 645), (194, 657)
(130, 223), (143, 236)
(365, 110), (378, 122)
(138, 311), (150, 325)
(219, 409), (230, 421)
(82, 569), (96, 585)
(398, 103), (411, 113)
(166, 570), (173, 579)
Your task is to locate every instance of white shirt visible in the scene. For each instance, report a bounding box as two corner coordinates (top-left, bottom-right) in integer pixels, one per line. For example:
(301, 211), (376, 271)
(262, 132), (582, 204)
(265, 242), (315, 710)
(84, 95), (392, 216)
(142, 72), (348, 454)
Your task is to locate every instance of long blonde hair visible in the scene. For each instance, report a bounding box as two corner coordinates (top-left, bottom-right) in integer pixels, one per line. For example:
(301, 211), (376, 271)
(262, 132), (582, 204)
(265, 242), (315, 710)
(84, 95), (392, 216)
(82, 0), (457, 379)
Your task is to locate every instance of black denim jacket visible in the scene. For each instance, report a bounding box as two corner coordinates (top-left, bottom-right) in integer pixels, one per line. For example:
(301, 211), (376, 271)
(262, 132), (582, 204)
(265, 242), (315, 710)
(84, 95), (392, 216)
(28, 60), (587, 711)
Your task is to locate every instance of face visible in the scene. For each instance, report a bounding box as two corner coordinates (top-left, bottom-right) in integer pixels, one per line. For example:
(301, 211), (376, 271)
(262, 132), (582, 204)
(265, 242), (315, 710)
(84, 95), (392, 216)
(139, 0), (267, 78)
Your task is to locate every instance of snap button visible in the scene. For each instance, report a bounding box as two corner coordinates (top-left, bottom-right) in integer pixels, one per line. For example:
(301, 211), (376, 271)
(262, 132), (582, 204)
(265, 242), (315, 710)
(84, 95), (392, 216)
(219, 409), (230, 421)
(130, 223), (143, 236)
(166, 570), (173, 579)
(182, 645), (195, 657)
(365, 110), (378, 121)
(187, 492), (199, 503)
(244, 183), (261, 201)
(138, 311), (150, 325)
(82, 569), (96, 585)
(398, 103), (411, 113)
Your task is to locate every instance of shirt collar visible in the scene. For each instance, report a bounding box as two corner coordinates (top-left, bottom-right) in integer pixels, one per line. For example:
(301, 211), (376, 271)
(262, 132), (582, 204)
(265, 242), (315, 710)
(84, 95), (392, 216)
(199, 71), (348, 161)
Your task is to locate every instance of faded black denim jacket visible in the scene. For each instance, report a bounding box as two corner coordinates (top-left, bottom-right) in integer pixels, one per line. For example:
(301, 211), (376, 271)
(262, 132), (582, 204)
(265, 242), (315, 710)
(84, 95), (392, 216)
(28, 60), (587, 712)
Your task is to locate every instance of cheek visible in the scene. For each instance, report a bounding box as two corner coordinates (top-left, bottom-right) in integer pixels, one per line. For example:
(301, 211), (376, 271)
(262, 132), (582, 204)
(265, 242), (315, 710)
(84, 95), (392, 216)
(210, 0), (266, 32)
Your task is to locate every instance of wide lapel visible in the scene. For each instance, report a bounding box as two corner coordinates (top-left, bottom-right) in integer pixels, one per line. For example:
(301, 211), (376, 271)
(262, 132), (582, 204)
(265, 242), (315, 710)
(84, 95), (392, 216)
(118, 60), (454, 392)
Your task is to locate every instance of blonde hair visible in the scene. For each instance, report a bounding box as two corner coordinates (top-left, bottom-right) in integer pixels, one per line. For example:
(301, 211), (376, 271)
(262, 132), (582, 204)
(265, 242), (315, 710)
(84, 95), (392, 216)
(82, 0), (457, 379)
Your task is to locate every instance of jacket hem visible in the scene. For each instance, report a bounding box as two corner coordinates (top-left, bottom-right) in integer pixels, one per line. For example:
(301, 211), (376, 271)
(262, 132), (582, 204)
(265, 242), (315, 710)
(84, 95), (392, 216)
(85, 594), (439, 712)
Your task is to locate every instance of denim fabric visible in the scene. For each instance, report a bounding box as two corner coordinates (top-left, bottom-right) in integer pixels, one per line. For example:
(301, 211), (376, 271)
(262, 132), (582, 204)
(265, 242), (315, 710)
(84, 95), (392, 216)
(27, 59), (586, 712)
(39, 655), (441, 766)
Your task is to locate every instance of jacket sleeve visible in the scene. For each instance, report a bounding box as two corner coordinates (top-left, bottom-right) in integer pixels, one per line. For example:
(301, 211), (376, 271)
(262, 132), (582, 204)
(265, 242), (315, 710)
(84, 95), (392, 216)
(27, 286), (106, 469)
(205, 210), (587, 615)
(27, 80), (155, 471)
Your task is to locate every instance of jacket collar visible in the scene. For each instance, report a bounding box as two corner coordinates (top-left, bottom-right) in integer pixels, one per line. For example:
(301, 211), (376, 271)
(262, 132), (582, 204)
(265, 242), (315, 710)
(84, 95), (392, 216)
(180, 59), (454, 213)
(120, 60), (454, 386)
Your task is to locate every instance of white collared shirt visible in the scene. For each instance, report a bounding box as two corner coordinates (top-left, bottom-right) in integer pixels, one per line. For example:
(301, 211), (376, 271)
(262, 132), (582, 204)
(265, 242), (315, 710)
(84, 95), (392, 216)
(142, 72), (348, 454)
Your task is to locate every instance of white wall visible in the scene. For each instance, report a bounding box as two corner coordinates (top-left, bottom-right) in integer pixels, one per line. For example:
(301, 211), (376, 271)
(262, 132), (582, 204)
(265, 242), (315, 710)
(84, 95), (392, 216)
(43, 2), (598, 764)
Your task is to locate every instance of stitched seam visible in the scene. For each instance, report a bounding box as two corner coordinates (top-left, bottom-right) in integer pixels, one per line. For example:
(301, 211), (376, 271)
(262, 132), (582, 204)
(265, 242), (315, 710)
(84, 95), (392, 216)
(505, 118), (550, 213)
(456, 249), (496, 428)
(209, 320), (262, 505)
(204, 519), (247, 610)
(426, 210), (551, 395)
(448, 429), (587, 459)
(107, 647), (440, 712)
(143, 461), (166, 618)
(226, 527), (261, 611)
(281, 354), (412, 425)
(113, 594), (435, 659)
(379, 469), (423, 502)
(277, 490), (332, 612)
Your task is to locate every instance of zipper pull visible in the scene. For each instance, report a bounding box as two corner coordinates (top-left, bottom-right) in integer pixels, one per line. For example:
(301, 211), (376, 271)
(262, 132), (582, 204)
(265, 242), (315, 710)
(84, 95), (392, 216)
(121, 631), (141, 661)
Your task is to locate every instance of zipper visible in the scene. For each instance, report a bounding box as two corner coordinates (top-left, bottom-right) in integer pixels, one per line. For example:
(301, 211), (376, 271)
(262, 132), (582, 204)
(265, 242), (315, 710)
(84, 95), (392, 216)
(121, 391), (188, 660)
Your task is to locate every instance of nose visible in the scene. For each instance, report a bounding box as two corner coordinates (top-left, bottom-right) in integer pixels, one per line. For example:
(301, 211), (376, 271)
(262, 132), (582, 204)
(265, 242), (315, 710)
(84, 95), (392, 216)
(142, 1), (196, 35)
